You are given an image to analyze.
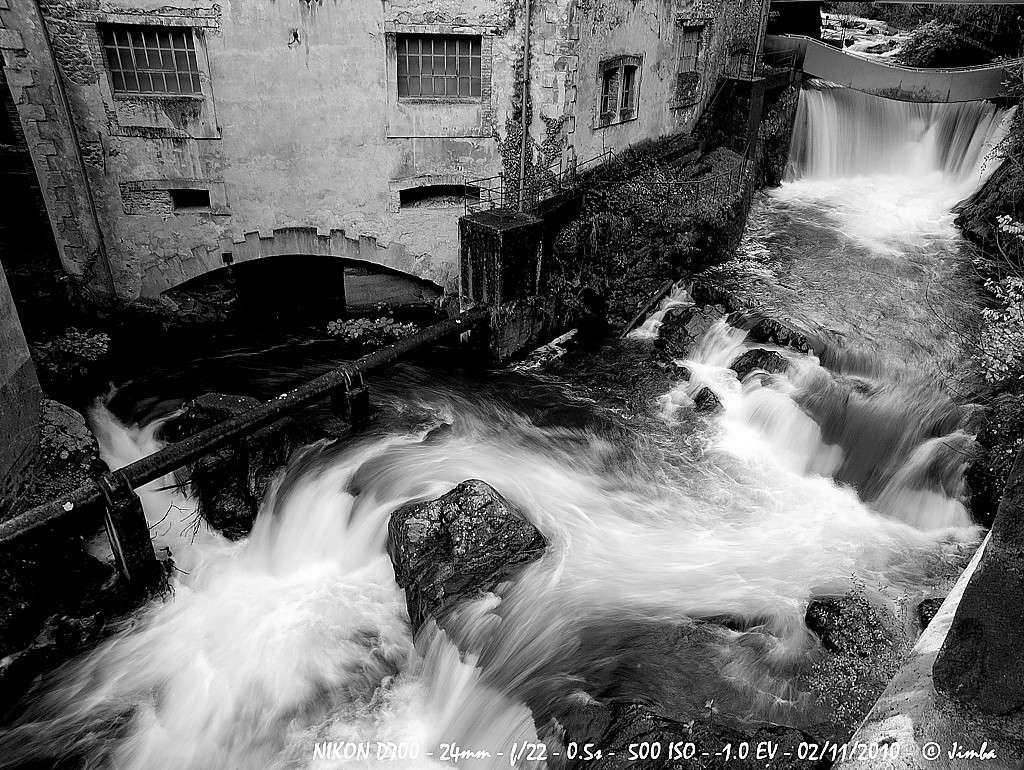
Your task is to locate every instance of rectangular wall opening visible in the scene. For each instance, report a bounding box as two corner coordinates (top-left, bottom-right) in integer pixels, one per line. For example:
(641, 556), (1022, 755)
(170, 188), (211, 211)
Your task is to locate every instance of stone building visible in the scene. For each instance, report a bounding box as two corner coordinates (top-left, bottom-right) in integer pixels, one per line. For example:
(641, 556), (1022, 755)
(0, 0), (766, 305)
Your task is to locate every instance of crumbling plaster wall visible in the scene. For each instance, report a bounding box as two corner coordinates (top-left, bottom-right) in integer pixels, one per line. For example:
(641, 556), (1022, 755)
(525, 0), (765, 168)
(2, 0), (524, 300)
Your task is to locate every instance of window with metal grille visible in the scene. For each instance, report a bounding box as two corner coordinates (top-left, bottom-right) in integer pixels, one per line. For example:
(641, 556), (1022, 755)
(101, 25), (202, 96)
(396, 34), (481, 99)
(680, 26), (702, 71)
(599, 56), (641, 125)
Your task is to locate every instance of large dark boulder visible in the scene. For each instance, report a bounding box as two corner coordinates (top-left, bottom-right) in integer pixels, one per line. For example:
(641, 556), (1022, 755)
(731, 349), (789, 380)
(934, 449), (1024, 715)
(387, 480), (546, 632)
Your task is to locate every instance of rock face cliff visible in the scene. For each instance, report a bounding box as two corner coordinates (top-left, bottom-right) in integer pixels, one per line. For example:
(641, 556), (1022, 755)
(387, 479), (547, 633)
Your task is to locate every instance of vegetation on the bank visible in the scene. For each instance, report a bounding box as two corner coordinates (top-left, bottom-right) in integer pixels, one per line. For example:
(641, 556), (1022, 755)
(12, 400), (102, 515)
(31, 328), (109, 382)
(894, 21), (963, 68)
(963, 62), (1024, 519)
(824, 2), (1021, 62)
(326, 315), (419, 346)
(805, 588), (908, 738)
(546, 141), (746, 326)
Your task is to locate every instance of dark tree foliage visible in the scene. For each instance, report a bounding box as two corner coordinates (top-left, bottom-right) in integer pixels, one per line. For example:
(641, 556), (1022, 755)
(895, 21), (966, 68)
(823, 2), (1023, 61)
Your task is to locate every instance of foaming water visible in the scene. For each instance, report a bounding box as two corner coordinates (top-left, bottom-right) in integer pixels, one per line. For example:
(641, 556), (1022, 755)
(778, 86), (1011, 255)
(626, 282), (692, 340)
(0, 316), (980, 769)
(662, 320), (973, 531)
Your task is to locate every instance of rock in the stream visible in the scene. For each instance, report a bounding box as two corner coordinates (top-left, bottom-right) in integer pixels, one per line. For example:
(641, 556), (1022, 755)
(656, 305), (725, 357)
(727, 310), (825, 357)
(804, 589), (907, 736)
(730, 349), (789, 380)
(387, 480), (546, 632)
(934, 448), (1024, 716)
(692, 387), (723, 415)
(559, 702), (826, 770)
(163, 393), (296, 539)
(916, 597), (945, 631)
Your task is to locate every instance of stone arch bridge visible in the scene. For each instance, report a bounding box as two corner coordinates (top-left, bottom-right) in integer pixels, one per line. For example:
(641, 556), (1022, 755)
(149, 225), (450, 310)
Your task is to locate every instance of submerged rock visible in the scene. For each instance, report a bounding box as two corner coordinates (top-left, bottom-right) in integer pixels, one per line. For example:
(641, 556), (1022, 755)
(728, 310), (824, 356)
(656, 305), (725, 357)
(730, 349), (789, 380)
(387, 480), (546, 632)
(692, 387), (723, 415)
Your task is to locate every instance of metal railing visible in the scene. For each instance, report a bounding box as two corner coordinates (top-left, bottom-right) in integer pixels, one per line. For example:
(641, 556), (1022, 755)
(0, 308), (490, 591)
(773, 34), (1024, 75)
(725, 49), (799, 81)
(464, 149), (614, 215)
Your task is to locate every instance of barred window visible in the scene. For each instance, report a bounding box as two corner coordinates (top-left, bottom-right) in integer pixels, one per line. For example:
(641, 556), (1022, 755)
(680, 26), (702, 71)
(396, 34), (481, 99)
(101, 25), (202, 96)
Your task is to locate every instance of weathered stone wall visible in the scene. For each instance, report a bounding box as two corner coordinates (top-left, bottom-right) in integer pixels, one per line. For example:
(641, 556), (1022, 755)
(0, 0), (111, 293)
(0, 261), (41, 514)
(527, 0), (764, 168)
(0, 0), (760, 303)
(0, 0), (524, 299)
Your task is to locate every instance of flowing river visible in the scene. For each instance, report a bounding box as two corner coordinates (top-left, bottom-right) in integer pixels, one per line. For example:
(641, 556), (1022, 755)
(0, 86), (1011, 769)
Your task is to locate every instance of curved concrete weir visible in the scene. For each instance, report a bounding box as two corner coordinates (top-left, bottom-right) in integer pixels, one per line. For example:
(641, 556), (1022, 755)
(767, 34), (1021, 102)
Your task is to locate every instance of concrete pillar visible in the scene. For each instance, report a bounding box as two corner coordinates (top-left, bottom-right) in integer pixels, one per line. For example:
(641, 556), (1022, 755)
(459, 209), (543, 306)
(0, 261), (41, 513)
(459, 209), (552, 363)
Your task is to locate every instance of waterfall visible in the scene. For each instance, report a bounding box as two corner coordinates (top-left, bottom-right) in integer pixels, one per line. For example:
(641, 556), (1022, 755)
(772, 85), (1013, 257)
(788, 84), (1008, 185)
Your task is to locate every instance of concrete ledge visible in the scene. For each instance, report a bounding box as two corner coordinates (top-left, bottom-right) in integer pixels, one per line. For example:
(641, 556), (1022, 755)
(836, 533), (1023, 770)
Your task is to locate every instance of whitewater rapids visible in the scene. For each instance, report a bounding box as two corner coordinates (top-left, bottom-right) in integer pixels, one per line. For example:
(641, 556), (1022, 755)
(0, 84), (998, 769)
(0, 317), (978, 769)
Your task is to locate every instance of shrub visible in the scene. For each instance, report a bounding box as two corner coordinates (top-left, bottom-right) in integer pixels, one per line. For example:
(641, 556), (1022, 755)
(326, 315), (418, 347)
(896, 21), (963, 68)
(976, 216), (1024, 385)
(32, 328), (110, 382)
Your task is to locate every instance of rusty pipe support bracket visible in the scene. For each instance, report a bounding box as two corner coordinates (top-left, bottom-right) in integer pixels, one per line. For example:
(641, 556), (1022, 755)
(97, 470), (160, 592)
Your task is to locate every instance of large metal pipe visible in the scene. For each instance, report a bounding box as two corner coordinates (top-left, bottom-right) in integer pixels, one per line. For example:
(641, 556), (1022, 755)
(0, 307), (490, 545)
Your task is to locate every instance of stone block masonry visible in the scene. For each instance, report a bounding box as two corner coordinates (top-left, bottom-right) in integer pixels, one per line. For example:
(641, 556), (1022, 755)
(0, 263), (41, 515)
